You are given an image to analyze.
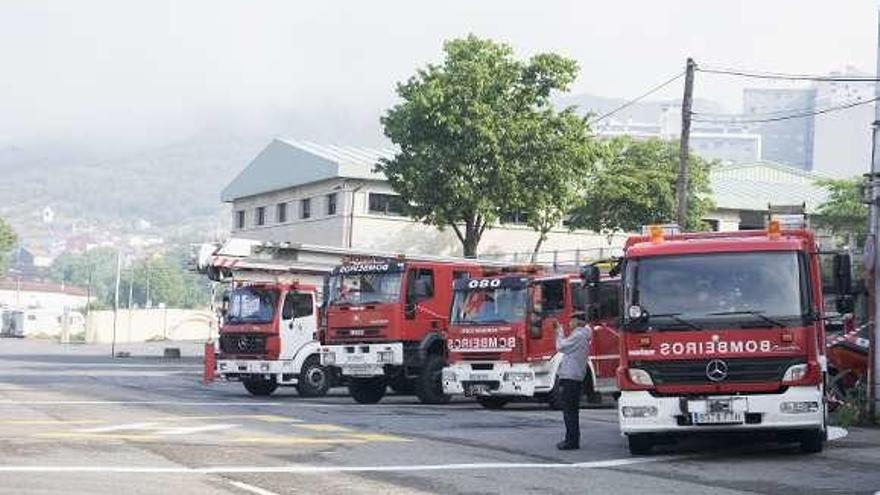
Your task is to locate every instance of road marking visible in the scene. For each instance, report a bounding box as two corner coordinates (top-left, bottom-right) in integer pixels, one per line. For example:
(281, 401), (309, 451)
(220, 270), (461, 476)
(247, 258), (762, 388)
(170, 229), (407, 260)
(293, 423), (351, 432)
(0, 401), (283, 406)
(0, 420), (104, 425)
(75, 422), (239, 436)
(828, 426), (848, 441)
(227, 480), (281, 495)
(0, 456), (678, 474)
(159, 424), (239, 435)
(37, 433), (160, 441)
(78, 422), (160, 433)
(343, 433), (410, 442)
(233, 437), (367, 445)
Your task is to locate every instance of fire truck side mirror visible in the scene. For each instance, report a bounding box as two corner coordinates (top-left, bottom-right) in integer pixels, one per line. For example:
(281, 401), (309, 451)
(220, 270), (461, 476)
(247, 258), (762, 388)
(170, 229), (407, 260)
(833, 253), (853, 296)
(582, 265), (601, 285)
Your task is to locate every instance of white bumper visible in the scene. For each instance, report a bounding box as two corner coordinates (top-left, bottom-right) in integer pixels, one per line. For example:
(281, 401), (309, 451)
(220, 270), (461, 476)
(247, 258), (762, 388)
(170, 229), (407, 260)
(619, 386), (824, 434)
(442, 362), (553, 397)
(216, 359), (296, 380)
(320, 342), (403, 376)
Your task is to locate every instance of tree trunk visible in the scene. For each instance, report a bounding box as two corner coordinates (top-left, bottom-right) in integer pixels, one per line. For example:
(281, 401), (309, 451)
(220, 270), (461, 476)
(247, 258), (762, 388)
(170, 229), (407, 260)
(531, 231), (548, 263)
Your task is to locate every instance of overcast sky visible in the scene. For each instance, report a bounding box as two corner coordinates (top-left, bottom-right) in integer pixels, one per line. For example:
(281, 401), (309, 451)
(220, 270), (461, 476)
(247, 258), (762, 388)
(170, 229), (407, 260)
(2, 0), (879, 149)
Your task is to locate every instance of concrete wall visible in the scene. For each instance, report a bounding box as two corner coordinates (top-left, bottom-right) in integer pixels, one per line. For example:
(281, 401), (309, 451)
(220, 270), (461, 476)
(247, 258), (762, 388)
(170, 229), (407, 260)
(85, 309), (217, 344)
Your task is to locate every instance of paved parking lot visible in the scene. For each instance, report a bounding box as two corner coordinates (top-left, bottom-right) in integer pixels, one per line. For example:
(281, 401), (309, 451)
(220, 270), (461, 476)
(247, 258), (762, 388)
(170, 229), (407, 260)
(1, 339), (880, 495)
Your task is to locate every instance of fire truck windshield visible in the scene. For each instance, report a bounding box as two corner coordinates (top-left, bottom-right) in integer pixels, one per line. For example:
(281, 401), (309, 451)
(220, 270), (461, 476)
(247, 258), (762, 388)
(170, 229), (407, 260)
(624, 251), (809, 329)
(328, 272), (403, 305)
(450, 286), (528, 325)
(226, 287), (277, 324)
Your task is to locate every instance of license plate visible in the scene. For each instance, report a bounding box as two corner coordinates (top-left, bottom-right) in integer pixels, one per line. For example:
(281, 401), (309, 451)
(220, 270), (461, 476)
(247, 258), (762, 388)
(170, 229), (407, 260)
(467, 384), (490, 396)
(693, 411), (744, 425)
(346, 355), (365, 363)
(346, 364), (377, 376)
(470, 373), (490, 381)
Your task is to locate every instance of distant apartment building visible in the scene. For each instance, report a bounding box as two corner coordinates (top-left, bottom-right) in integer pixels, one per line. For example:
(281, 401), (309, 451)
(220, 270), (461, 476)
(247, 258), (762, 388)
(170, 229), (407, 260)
(743, 88), (817, 171)
(596, 105), (762, 164)
(812, 67), (874, 177)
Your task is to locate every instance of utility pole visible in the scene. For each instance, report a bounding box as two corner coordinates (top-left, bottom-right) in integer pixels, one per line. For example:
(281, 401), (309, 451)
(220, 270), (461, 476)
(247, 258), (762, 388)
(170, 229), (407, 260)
(870, 7), (880, 422)
(111, 249), (121, 357)
(127, 264), (134, 344)
(676, 57), (696, 228)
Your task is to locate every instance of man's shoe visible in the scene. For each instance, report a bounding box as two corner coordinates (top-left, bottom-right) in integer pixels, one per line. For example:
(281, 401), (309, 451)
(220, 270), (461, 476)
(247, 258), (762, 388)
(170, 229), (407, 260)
(556, 441), (579, 450)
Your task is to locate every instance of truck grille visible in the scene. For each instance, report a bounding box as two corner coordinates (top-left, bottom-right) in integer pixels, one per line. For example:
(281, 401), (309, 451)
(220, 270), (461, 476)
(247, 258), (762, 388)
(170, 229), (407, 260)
(460, 352), (503, 362)
(219, 334), (266, 355)
(632, 357), (803, 385)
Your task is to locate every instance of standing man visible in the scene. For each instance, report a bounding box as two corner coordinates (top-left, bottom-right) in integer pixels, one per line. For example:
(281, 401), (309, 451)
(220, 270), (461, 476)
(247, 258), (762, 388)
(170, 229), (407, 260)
(555, 312), (592, 450)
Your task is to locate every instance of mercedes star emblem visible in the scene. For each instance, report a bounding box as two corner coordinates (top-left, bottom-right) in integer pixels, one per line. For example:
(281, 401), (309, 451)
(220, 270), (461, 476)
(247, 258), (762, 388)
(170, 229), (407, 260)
(705, 359), (729, 382)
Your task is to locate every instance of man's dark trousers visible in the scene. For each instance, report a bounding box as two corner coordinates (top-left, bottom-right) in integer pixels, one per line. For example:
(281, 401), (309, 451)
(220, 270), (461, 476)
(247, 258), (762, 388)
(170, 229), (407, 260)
(560, 378), (583, 447)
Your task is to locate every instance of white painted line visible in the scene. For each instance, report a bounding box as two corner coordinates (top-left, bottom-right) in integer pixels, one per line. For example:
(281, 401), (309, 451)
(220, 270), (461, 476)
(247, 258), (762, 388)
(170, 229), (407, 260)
(828, 426), (848, 441)
(77, 422), (160, 433)
(0, 401), (282, 406)
(159, 424), (239, 435)
(227, 480), (281, 495)
(0, 456), (678, 474)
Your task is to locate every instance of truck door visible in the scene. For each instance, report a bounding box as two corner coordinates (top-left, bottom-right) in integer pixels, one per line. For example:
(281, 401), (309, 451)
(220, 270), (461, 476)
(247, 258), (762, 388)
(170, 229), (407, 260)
(589, 280), (621, 390)
(527, 278), (569, 360)
(404, 267), (443, 339)
(280, 291), (317, 359)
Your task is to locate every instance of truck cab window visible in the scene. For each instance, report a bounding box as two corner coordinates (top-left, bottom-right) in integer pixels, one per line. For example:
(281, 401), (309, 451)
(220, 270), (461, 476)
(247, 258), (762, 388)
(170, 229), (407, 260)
(283, 292), (314, 319)
(407, 269), (435, 302)
(540, 279), (565, 314)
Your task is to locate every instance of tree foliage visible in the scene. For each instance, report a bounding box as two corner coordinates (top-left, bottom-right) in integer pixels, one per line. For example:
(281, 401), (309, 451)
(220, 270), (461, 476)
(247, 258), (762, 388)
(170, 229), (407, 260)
(814, 178), (868, 240)
(568, 137), (714, 233)
(378, 35), (590, 257)
(49, 247), (209, 310)
(0, 217), (17, 275)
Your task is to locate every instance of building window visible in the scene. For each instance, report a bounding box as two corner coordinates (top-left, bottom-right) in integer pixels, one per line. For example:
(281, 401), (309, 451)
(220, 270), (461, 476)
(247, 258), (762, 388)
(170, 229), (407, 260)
(276, 203), (287, 223)
(256, 206), (266, 226)
(236, 210), (245, 229)
(300, 198), (311, 219)
(368, 193), (405, 216)
(326, 193), (338, 216)
(500, 211), (529, 225)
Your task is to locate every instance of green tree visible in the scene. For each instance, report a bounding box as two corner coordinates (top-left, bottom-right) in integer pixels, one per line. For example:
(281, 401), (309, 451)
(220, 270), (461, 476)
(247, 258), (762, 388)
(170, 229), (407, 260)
(0, 217), (16, 275)
(514, 111), (595, 259)
(568, 137), (714, 233)
(814, 178), (868, 242)
(378, 35), (584, 257)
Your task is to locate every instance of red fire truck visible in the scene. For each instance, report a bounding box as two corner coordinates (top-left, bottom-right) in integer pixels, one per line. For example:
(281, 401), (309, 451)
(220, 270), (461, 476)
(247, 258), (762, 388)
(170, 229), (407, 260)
(441, 268), (620, 408)
(615, 222), (847, 455)
(320, 259), (483, 404)
(215, 281), (333, 397)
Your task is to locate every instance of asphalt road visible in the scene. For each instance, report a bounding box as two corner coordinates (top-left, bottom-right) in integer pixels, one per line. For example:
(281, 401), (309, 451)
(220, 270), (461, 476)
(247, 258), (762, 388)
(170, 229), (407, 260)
(1, 339), (879, 495)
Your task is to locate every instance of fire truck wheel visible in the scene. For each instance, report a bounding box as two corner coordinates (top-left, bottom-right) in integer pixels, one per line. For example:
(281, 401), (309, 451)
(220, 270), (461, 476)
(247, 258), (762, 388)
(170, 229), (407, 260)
(297, 355), (330, 397)
(799, 429), (825, 454)
(242, 377), (278, 397)
(477, 396), (510, 409)
(389, 376), (416, 395)
(416, 355), (452, 405)
(348, 377), (387, 404)
(627, 434), (654, 456)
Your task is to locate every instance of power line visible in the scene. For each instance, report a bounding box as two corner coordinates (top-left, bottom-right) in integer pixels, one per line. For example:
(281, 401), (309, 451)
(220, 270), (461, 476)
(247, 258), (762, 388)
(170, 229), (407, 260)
(588, 71), (685, 125)
(697, 65), (880, 82)
(693, 95), (880, 124)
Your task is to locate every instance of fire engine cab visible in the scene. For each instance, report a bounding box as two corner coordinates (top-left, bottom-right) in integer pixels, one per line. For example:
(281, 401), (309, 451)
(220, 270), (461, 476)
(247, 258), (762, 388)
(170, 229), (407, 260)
(320, 258), (483, 404)
(442, 268), (620, 408)
(616, 221), (849, 455)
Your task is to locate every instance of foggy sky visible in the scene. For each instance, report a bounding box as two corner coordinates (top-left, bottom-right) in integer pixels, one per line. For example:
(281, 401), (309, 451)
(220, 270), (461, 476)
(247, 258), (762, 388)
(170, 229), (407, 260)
(2, 0), (878, 150)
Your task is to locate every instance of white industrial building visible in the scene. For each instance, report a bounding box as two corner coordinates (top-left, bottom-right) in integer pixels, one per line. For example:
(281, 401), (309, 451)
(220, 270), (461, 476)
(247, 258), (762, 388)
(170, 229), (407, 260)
(222, 139), (832, 259)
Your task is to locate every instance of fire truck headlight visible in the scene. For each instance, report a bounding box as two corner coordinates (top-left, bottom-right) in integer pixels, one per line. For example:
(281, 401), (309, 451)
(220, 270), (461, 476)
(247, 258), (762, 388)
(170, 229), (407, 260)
(503, 371), (534, 382)
(780, 401), (820, 414)
(442, 369), (458, 382)
(782, 363), (808, 383)
(259, 363), (271, 372)
(322, 352), (335, 365)
(621, 406), (658, 418)
(376, 350), (394, 363)
(218, 362), (228, 371)
(627, 368), (654, 386)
